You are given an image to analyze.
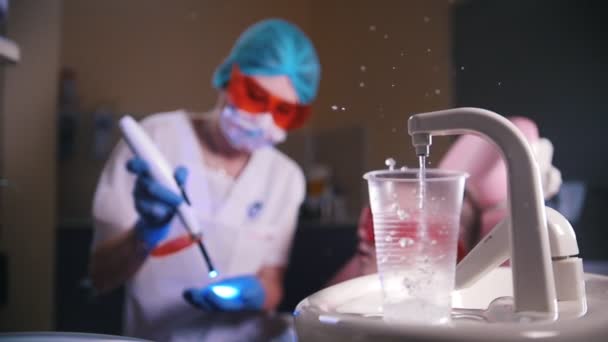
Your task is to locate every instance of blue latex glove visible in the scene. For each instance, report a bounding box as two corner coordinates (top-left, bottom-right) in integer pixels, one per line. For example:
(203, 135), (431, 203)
(183, 275), (266, 312)
(126, 157), (188, 249)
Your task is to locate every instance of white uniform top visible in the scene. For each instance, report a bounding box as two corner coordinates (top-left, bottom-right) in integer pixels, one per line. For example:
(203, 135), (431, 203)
(92, 110), (305, 341)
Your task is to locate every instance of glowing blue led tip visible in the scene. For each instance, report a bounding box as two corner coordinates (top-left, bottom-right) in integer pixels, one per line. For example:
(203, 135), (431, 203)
(208, 270), (218, 278)
(211, 285), (240, 299)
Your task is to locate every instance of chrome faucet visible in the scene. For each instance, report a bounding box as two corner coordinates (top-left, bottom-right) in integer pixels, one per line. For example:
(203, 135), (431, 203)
(407, 107), (558, 316)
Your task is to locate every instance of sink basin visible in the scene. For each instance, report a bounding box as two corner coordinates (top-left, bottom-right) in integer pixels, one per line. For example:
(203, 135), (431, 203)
(294, 268), (608, 341)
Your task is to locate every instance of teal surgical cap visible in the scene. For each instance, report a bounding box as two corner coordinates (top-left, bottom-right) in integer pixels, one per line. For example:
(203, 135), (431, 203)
(212, 19), (321, 105)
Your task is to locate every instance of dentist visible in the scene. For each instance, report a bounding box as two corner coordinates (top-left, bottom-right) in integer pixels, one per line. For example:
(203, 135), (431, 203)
(90, 18), (320, 341)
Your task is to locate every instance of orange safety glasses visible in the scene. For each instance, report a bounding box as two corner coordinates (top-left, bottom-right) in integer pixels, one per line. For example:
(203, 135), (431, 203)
(226, 65), (312, 130)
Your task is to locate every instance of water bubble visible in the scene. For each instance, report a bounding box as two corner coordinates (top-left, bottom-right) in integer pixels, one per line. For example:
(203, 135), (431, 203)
(384, 34), (389, 39)
(497, 81), (502, 86)
(359, 82), (365, 87)
(460, 66), (465, 71)
(385, 158), (397, 170)
(392, 66), (397, 70)
(423, 16), (430, 23)
(417, 255), (430, 264)
(391, 83), (396, 88)
(397, 209), (409, 220)
(360, 65), (367, 72)
(399, 237), (415, 247)
(341, 106), (347, 111)
(369, 25), (376, 31)
(434, 89), (441, 95)
(427, 48), (432, 53)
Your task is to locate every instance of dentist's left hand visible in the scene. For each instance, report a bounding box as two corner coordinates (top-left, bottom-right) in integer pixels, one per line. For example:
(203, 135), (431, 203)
(183, 275), (266, 312)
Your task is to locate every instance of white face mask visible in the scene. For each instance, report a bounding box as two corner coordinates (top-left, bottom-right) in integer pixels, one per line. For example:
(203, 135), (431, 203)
(219, 105), (287, 152)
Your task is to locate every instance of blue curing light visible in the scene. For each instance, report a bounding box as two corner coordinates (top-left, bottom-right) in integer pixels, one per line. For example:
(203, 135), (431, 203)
(211, 285), (240, 299)
(208, 270), (219, 278)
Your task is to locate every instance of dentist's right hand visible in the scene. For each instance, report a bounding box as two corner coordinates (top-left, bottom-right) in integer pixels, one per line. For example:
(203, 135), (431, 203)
(127, 157), (188, 250)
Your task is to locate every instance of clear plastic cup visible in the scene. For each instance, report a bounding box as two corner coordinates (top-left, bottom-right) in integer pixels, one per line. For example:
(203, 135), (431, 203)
(364, 169), (467, 325)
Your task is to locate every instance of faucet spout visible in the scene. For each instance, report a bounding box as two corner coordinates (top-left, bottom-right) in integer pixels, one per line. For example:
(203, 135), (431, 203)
(411, 132), (432, 156)
(408, 107), (557, 316)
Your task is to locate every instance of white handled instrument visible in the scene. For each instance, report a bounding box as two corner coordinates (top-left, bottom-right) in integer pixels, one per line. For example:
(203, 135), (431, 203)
(119, 115), (217, 277)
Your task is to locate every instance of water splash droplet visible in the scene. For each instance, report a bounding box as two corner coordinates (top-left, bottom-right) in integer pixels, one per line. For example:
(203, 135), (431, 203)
(189, 11), (199, 21)
(431, 240), (438, 245)
(440, 196), (446, 201)
(400, 166), (407, 171)
(331, 105), (338, 111)
(460, 66), (465, 71)
(392, 66), (397, 70)
(497, 81), (502, 86)
(427, 48), (432, 53)
(385, 235), (393, 242)
(391, 84), (396, 88)
(359, 82), (365, 87)
(400, 51), (406, 56)
(369, 25), (376, 31)
(391, 128), (397, 133)
(434, 89), (441, 95)
(360, 65), (367, 72)
(424, 16), (430, 23)
(399, 237), (415, 248)
(341, 106), (346, 111)
(384, 34), (389, 39)
(385, 158), (397, 170)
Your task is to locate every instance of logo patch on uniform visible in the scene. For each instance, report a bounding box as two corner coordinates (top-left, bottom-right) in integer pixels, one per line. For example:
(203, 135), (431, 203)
(248, 201), (263, 219)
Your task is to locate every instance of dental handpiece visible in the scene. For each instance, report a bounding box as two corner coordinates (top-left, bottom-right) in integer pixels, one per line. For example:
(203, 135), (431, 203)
(119, 115), (217, 278)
